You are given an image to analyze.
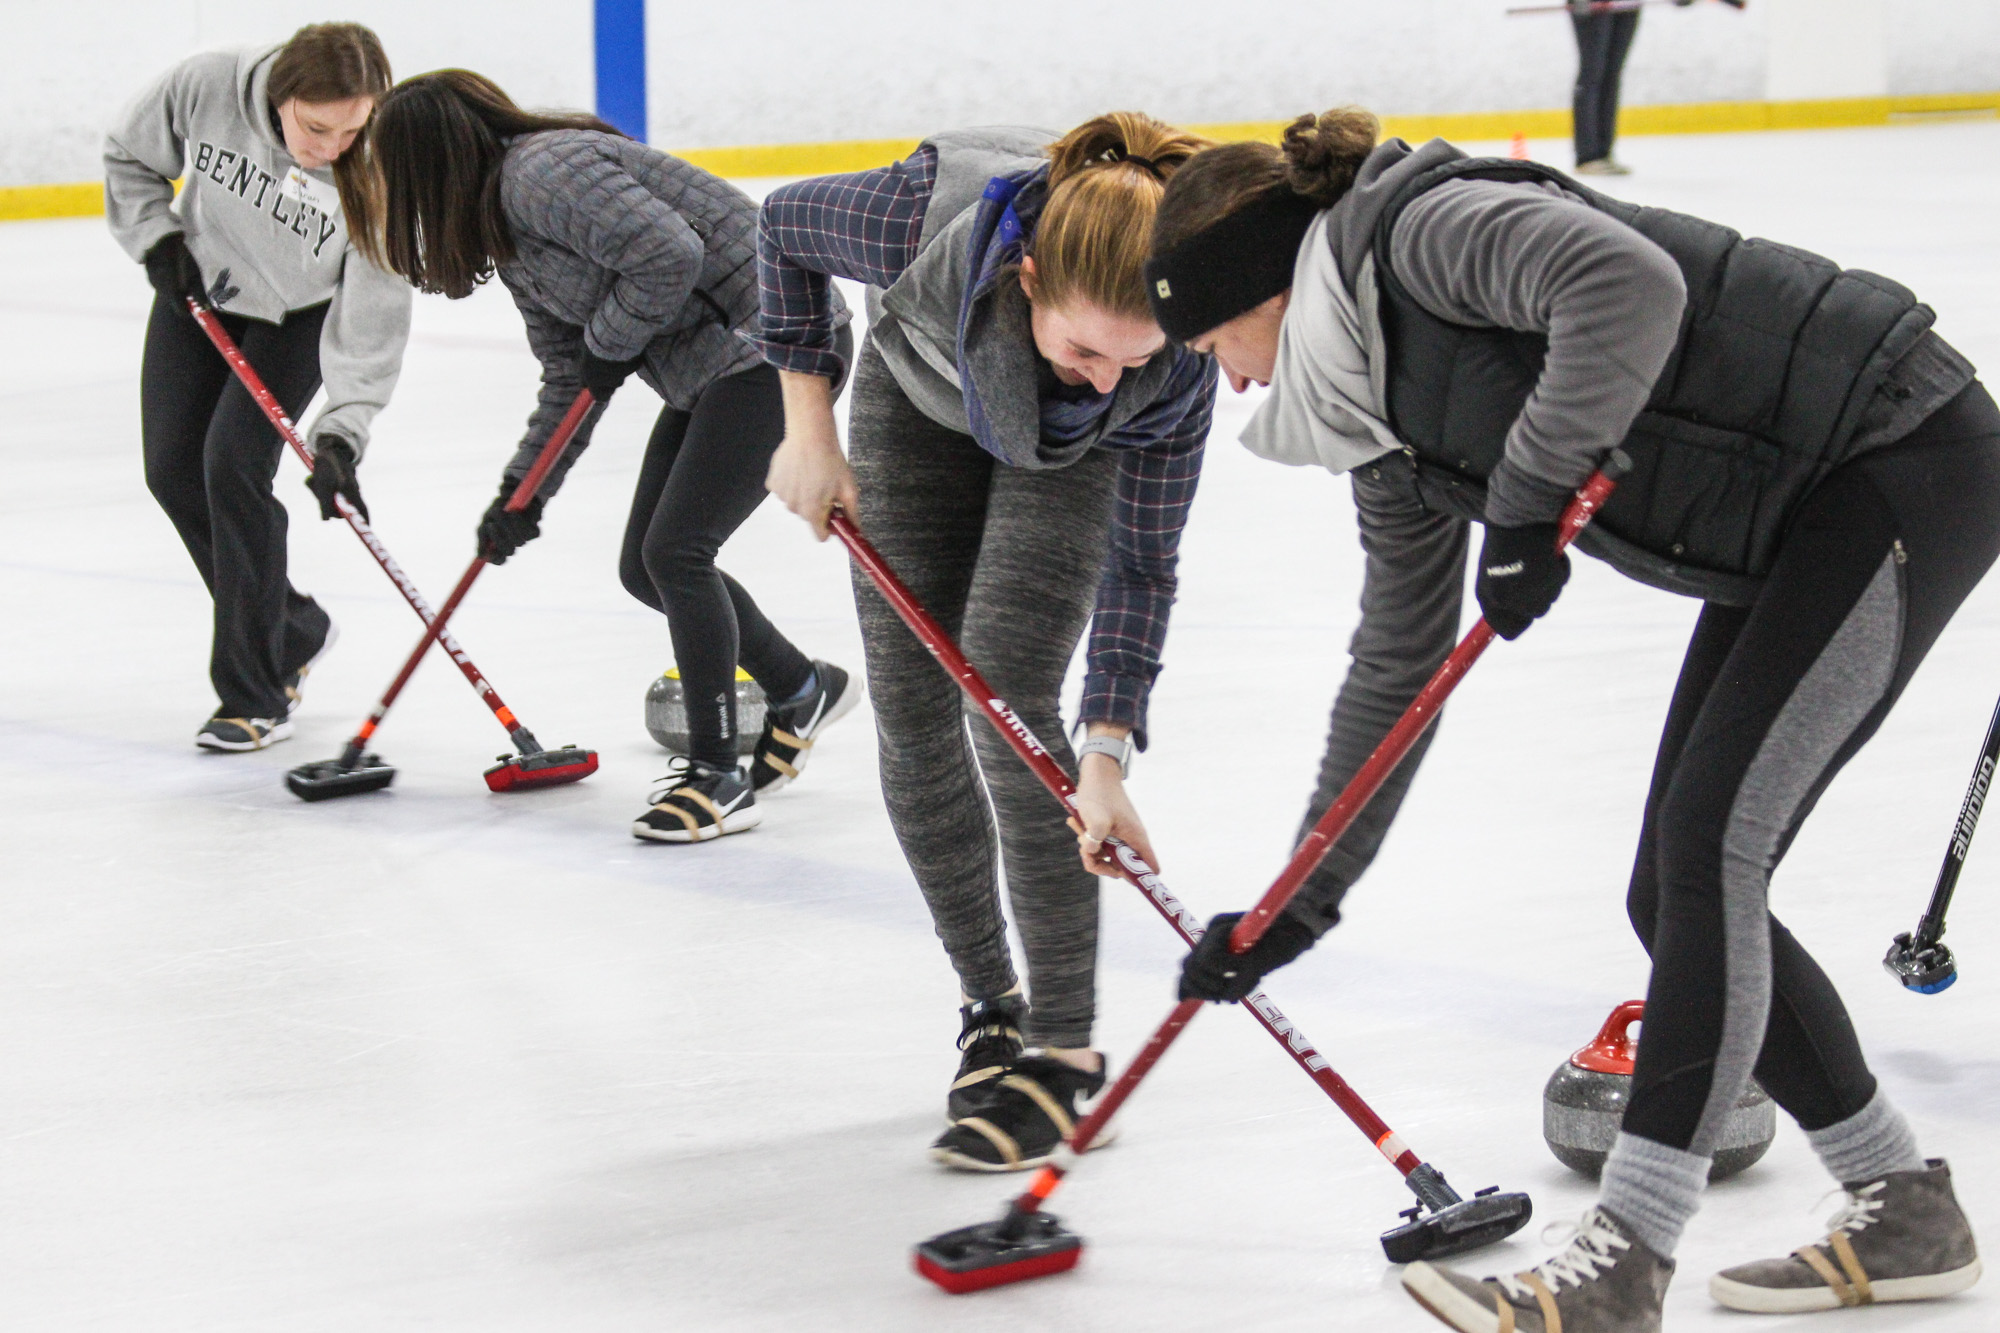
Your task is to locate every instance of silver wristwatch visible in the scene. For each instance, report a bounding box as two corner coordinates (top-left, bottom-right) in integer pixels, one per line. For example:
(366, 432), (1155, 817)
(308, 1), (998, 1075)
(1075, 734), (1134, 778)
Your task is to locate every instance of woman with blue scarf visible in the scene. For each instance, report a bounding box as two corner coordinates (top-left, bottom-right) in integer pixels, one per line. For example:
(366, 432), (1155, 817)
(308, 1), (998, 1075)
(755, 114), (1217, 1172)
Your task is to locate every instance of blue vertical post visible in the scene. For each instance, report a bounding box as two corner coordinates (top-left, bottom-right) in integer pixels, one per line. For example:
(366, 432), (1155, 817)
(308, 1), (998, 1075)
(594, 0), (647, 141)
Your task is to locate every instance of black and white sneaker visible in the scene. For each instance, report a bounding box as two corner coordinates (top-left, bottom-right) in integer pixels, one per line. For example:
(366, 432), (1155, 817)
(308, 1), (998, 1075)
(632, 758), (762, 842)
(751, 660), (860, 793)
(195, 715), (295, 752)
(930, 1052), (1115, 1173)
(283, 619), (339, 716)
(947, 994), (1028, 1123)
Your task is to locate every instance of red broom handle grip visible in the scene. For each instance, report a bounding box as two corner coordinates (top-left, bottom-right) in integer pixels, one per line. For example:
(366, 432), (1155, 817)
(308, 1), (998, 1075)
(1227, 462), (1623, 954)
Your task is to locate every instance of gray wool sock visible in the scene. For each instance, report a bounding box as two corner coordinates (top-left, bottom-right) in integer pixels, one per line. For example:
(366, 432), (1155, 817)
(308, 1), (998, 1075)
(1807, 1089), (1925, 1185)
(1599, 1132), (1712, 1259)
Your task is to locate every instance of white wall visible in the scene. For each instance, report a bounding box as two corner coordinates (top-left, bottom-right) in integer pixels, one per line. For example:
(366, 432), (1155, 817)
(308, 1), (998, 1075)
(0, 1), (592, 187)
(4, 0), (1996, 187)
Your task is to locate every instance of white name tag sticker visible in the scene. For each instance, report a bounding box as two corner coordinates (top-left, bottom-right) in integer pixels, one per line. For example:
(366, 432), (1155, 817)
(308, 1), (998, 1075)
(281, 166), (341, 215)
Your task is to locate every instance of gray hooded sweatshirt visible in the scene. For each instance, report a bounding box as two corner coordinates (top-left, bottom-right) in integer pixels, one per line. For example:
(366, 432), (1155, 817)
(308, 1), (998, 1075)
(103, 45), (412, 454)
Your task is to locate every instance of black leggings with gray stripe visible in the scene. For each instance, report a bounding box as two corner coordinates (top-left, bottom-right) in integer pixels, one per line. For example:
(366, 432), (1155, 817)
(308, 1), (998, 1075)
(1625, 383), (2000, 1152)
(846, 341), (1116, 1050)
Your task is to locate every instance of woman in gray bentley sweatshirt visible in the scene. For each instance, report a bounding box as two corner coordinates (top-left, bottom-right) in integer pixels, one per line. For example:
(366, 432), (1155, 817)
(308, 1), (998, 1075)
(348, 71), (852, 845)
(105, 23), (412, 752)
(1148, 111), (1994, 1330)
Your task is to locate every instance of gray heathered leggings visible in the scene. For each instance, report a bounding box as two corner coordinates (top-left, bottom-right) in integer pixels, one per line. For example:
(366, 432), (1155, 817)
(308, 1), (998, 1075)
(847, 341), (1116, 1049)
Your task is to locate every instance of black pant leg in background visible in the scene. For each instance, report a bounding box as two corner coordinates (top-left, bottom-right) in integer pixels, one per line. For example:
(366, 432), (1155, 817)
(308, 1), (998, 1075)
(616, 362), (813, 769)
(1571, 9), (1640, 165)
(140, 293), (329, 719)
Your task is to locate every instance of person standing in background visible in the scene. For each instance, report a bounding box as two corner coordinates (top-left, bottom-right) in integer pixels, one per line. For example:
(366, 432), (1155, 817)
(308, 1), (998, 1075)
(1570, 0), (1746, 176)
(104, 23), (412, 752)
(1570, 0), (1645, 174)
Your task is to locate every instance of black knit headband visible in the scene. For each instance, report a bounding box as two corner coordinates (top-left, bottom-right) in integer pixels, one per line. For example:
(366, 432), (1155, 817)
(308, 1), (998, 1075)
(1144, 189), (1320, 343)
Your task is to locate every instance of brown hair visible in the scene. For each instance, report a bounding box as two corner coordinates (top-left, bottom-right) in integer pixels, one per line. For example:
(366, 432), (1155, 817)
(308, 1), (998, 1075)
(342, 70), (622, 299)
(1153, 107), (1380, 254)
(268, 23), (394, 207)
(1027, 112), (1213, 319)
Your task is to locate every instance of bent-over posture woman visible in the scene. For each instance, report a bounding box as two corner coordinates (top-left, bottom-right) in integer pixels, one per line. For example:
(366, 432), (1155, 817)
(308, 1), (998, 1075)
(1147, 111), (1992, 1329)
(758, 114), (1219, 1171)
(352, 71), (854, 841)
(106, 22), (411, 750)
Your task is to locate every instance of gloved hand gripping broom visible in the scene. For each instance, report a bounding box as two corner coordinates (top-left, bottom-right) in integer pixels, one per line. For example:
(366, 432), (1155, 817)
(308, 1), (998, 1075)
(903, 455), (1627, 1292)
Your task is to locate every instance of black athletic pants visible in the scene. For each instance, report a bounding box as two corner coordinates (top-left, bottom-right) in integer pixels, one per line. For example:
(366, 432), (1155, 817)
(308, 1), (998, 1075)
(617, 362), (813, 769)
(1624, 384), (2000, 1153)
(1572, 8), (1640, 166)
(140, 292), (332, 719)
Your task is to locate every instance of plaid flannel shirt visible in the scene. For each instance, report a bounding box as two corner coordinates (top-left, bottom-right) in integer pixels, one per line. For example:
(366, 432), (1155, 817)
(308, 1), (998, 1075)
(753, 147), (1214, 744)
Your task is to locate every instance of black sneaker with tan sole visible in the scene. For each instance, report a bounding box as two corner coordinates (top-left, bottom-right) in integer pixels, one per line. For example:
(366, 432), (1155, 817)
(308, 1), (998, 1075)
(751, 660), (859, 792)
(930, 1053), (1113, 1173)
(633, 758), (761, 843)
(946, 994), (1027, 1124)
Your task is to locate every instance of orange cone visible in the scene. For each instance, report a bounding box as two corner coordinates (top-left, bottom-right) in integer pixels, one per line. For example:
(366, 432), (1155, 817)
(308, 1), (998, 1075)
(1509, 132), (1530, 161)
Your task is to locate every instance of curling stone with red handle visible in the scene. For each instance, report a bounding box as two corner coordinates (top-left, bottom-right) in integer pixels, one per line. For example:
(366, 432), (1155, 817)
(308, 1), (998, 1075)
(1543, 1000), (1775, 1182)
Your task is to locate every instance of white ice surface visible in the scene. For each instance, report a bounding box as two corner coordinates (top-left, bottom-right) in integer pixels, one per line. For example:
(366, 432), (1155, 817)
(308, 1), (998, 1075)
(5, 121), (2000, 1330)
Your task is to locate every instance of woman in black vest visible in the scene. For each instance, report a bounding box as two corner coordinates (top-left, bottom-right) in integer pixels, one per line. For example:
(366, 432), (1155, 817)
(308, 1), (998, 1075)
(348, 71), (853, 842)
(1141, 110), (1994, 1329)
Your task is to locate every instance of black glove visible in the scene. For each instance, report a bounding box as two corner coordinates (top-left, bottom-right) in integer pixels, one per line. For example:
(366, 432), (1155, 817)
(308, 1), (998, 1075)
(580, 349), (644, 401)
(142, 233), (206, 310)
(304, 433), (367, 522)
(1179, 911), (1317, 1003)
(1475, 522), (1570, 640)
(477, 487), (544, 565)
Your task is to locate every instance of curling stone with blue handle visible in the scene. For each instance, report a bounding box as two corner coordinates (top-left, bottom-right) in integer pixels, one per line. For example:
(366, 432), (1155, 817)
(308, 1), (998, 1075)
(1543, 1000), (1775, 1182)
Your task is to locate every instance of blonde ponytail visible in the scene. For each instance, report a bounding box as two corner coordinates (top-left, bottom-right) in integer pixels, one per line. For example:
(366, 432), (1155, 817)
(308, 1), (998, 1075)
(1028, 112), (1214, 319)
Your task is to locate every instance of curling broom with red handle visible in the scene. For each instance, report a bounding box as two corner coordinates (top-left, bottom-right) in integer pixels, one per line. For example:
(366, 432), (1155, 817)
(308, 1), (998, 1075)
(188, 300), (598, 799)
(829, 513), (1530, 1280)
(279, 383), (601, 799)
(909, 454), (1627, 1292)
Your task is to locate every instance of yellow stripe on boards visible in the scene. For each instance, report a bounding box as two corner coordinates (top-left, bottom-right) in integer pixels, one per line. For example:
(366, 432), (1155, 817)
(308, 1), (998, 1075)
(6, 91), (1995, 222)
(0, 181), (103, 221)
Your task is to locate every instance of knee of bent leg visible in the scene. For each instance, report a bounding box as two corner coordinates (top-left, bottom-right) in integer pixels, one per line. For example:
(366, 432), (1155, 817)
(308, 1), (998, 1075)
(617, 547), (656, 606)
(641, 533), (721, 596)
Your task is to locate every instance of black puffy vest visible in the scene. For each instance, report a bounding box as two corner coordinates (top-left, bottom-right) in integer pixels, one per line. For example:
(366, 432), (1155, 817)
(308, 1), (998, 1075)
(1373, 158), (1936, 582)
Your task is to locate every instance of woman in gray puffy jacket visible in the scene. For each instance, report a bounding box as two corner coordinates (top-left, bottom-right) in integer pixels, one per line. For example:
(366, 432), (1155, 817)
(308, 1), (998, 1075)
(349, 70), (854, 842)
(1149, 110), (1995, 1331)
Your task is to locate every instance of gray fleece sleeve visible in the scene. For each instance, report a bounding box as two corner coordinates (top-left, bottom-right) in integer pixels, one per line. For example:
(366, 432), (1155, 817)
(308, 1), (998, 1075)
(102, 55), (209, 262)
(1390, 179), (1685, 527)
(1287, 459), (1468, 937)
(306, 248), (412, 457)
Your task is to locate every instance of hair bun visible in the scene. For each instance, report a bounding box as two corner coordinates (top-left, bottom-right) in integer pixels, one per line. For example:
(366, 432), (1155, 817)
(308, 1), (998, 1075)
(1279, 108), (1381, 208)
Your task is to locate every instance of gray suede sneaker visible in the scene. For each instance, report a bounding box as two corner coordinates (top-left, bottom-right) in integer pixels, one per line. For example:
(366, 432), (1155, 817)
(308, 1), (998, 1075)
(1403, 1207), (1673, 1332)
(1710, 1158), (1980, 1313)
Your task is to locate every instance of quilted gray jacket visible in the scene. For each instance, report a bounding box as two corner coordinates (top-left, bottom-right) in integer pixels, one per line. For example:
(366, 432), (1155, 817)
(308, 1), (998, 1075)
(497, 129), (831, 490)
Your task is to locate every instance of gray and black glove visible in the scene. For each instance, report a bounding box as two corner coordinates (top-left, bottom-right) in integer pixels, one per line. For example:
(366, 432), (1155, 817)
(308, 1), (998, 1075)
(1179, 911), (1317, 1003)
(305, 432), (366, 522)
(477, 486), (544, 565)
(1475, 521), (1570, 640)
